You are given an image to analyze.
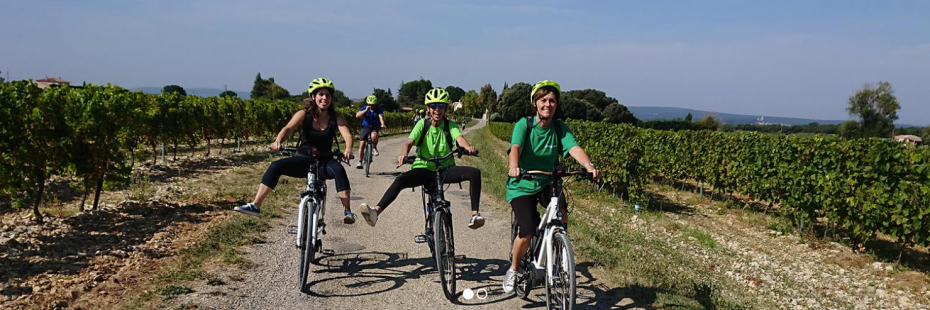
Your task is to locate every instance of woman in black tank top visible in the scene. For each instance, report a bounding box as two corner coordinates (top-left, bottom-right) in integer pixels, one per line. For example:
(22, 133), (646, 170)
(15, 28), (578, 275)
(233, 78), (358, 224)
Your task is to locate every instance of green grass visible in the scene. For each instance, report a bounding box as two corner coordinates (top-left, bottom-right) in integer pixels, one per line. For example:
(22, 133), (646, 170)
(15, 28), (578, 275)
(465, 126), (772, 310)
(682, 226), (717, 248)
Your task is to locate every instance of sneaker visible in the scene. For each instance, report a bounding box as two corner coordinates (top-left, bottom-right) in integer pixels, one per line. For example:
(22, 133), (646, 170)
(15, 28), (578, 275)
(360, 203), (378, 226)
(343, 210), (356, 224)
(502, 268), (517, 293)
(356, 161), (363, 169)
(468, 213), (485, 229)
(233, 203), (260, 216)
(372, 147), (380, 156)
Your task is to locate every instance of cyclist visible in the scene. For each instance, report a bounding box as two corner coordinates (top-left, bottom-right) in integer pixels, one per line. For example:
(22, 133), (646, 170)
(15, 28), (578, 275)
(356, 94), (386, 169)
(234, 77), (359, 224)
(502, 80), (601, 293)
(359, 88), (485, 229)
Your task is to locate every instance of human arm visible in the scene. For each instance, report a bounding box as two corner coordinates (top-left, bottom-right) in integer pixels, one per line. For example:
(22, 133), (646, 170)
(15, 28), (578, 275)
(568, 146), (600, 179)
(335, 114), (355, 162)
(270, 110), (306, 151)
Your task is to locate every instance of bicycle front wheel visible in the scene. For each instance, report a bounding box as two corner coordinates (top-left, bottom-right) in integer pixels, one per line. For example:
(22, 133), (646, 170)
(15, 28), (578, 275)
(432, 210), (457, 301)
(297, 203), (317, 292)
(364, 142), (372, 177)
(545, 231), (575, 310)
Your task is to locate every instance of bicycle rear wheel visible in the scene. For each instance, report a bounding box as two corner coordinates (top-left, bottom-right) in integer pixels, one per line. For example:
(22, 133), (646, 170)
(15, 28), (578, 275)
(545, 231), (575, 310)
(432, 210), (456, 301)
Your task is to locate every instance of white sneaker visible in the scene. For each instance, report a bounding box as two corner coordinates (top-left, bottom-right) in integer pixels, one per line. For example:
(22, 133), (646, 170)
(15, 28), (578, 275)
(372, 147), (380, 156)
(356, 161), (363, 169)
(502, 268), (516, 293)
(360, 203), (378, 226)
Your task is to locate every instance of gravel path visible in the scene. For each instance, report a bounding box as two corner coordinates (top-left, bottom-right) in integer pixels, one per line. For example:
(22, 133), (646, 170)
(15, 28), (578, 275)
(175, 120), (621, 309)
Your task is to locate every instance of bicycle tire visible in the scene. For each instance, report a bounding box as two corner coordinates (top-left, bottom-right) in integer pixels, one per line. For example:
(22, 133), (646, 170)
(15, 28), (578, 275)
(545, 231), (576, 310)
(432, 210), (457, 301)
(364, 140), (372, 178)
(297, 203), (315, 291)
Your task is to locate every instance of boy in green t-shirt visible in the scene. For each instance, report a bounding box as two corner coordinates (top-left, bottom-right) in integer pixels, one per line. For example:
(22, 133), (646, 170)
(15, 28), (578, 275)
(360, 88), (484, 229)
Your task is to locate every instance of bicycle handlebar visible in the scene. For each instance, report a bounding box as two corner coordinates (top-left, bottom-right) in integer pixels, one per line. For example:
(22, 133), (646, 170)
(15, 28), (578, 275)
(280, 147), (348, 162)
(398, 147), (479, 168)
(520, 168), (596, 182)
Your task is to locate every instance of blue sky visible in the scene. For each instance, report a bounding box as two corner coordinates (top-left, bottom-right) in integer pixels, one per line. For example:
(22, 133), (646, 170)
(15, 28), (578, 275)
(3, 0), (928, 125)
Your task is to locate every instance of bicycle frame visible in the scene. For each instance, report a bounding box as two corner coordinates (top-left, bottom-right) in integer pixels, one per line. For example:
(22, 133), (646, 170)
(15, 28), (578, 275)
(296, 159), (326, 250)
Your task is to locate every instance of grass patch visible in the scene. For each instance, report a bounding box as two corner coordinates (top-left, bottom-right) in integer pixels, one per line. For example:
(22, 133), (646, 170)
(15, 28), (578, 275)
(467, 126), (771, 310)
(158, 285), (194, 301)
(681, 226), (717, 248)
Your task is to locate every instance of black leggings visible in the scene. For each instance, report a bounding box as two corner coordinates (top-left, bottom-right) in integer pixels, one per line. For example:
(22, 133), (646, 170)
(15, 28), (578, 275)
(376, 166), (481, 212)
(260, 156), (350, 192)
(510, 186), (566, 238)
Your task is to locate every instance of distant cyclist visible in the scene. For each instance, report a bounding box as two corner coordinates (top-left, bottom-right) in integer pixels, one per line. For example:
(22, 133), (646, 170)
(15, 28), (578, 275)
(234, 77), (358, 224)
(501, 80), (601, 293)
(356, 94), (386, 169)
(359, 88), (485, 229)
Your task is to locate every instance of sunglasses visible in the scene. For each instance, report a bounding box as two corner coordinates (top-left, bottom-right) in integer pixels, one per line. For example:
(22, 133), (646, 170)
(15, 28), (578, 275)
(428, 103), (447, 110)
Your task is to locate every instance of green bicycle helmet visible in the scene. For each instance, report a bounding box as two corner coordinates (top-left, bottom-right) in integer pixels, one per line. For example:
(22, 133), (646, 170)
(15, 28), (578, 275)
(366, 94), (378, 105)
(531, 80), (561, 102)
(424, 88), (451, 104)
(307, 77), (335, 95)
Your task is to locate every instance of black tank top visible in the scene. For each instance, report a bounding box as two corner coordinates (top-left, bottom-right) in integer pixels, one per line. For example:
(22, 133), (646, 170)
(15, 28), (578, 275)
(298, 108), (337, 158)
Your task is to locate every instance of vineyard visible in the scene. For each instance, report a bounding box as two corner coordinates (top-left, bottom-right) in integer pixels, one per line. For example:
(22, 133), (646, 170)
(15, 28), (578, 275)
(0, 81), (414, 222)
(489, 120), (930, 248)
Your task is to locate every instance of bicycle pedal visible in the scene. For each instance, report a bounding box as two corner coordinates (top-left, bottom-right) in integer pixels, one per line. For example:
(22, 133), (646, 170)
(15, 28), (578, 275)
(414, 235), (429, 243)
(454, 255), (466, 261)
(321, 249), (335, 255)
(287, 226), (298, 234)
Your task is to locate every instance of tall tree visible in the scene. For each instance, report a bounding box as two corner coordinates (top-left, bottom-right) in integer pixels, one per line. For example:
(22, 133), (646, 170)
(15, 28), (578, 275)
(847, 81), (900, 138)
(460, 90), (481, 118)
(478, 83), (498, 115)
(685, 113), (693, 122)
(921, 126), (930, 144)
(444, 86), (466, 103)
(696, 115), (722, 131)
(251, 73), (266, 99)
(162, 85), (186, 96)
(219, 90), (238, 98)
(397, 78), (433, 108)
(372, 88), (399, 111)
(497, 82), (533, 122)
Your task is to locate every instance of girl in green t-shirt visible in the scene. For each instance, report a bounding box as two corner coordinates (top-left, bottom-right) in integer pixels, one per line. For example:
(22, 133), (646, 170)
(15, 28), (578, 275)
(360, 88), (485, 230)
(501, 80), (602, 294)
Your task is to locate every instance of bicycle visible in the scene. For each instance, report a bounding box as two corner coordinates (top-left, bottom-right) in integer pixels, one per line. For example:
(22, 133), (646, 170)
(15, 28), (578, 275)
(280, 147), (346, 292)
(398, 147), (478, 302)
(511, 167), (598, 310)
(361, 128), (374, 178)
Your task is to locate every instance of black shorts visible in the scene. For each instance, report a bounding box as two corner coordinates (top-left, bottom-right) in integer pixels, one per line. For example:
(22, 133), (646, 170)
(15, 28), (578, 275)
(359, 126), (380, 141)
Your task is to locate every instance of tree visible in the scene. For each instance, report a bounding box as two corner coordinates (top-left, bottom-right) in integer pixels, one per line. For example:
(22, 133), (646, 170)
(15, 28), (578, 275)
(696, 115), (722, 131)
(444, 86), (466, 103)
(847, 81), (900, 138)
(397, 78), (433, 108)
(921, 126), (930, 144)
(603, 103), (638, 124)
(372, 88), (399, 112)
(837, 120), (861, 139)
(333, 89), (352, 108)
(497, 82), (533, 122)
(219, 90), (238, 98)
(685, 113), (693, 122)
(564, 89), (618, 110)
(460, 90), (481, 118)
(558, 97), (587, 120)
(162, 85), (186, 96)
(251, 73), (266, 99)
(478, 84), (498, 115)
(0, 70), (5, 83)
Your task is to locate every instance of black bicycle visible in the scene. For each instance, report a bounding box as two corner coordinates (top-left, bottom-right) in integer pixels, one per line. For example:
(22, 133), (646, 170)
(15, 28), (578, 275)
(280, 147), (346, 292)
(361, 129), (376, 177)
(511, 167), (598, 310)
(398, 147), (478, 302)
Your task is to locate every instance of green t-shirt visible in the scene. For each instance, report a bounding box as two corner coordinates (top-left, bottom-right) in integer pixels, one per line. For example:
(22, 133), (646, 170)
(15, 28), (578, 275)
(505, 118), (579, 202)
(409, 119), (462, 171)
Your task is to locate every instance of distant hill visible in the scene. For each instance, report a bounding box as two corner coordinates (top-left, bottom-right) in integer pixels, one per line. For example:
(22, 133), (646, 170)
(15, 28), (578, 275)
(131, 87), (250, 99)
(628, 106), (850, 126)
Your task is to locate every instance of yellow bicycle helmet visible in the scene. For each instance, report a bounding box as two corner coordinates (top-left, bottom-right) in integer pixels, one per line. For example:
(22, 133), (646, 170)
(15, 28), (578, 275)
(308, 77), (335, 94)
(424, 88), (451, 104)
(366, 94), (378, 105)
(531, 80), (561, 102)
